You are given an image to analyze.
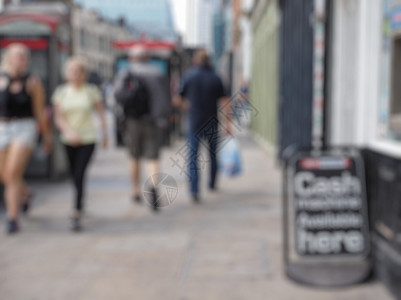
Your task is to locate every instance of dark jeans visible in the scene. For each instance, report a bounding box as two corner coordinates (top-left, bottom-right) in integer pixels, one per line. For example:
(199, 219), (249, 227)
(64, 143), (95, 212)
(188, 125), (218, 195)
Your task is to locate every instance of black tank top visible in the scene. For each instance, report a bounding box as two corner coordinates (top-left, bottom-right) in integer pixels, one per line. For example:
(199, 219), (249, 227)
(0, 73), (34, 118)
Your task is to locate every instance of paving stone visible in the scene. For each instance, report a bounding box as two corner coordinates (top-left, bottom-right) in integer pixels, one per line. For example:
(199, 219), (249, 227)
(0, 131), (394, 300)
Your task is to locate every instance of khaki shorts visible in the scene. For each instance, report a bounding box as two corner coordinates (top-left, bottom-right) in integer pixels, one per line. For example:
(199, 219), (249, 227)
(0, 118), (38, 150)
(124, 118), (162, 160)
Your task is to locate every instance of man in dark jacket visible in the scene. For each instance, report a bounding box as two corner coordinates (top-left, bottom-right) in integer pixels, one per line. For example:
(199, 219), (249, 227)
(178, 49), (232, 202)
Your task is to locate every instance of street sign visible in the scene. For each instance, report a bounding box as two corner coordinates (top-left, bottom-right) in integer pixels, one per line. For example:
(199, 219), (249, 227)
(283, 150), (371, 286)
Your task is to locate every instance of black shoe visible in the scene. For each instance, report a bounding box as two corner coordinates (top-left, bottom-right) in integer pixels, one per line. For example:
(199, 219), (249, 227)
(21, 200), (31, 214)
(151, 188), (159, 212)
(21, 191), (35, 214)
(209, 186), (218, 192)
(192, 194), (201, 204)
(70, 217), (82, 232)
(6, 220), (19, 235)
(132, 194), (142, 204)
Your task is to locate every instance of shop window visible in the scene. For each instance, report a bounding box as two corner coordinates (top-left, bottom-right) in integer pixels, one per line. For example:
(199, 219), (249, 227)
(390, 37), (401, 136)
(380, 1), (401, 140)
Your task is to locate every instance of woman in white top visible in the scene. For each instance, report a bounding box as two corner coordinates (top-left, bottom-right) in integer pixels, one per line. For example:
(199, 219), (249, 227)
(53, 57), (108, 232)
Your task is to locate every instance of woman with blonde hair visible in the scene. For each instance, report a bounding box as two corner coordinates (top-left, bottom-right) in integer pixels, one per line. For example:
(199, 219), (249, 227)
(0, 43), (52, 234)
(52, 57), (108, 232)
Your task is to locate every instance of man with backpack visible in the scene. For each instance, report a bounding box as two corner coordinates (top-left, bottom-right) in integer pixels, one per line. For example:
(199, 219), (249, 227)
(114, 45), (171, 211)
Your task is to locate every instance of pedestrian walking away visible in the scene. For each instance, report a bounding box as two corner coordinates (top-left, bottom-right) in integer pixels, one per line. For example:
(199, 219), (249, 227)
(0, 43), (52, 235)
(177, 49), (233, 203)
(114, 45), (171, 211)
(52, 57), (108, 232)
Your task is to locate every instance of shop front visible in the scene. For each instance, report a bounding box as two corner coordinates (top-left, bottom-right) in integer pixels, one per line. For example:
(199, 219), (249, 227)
(329, 0), (401, 297)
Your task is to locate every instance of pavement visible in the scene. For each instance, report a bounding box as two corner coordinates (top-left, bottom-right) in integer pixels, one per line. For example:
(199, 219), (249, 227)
(0, 129), (394, 300)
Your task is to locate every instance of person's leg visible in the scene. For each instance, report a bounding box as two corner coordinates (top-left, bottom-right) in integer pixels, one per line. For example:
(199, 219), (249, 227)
(146, 159), (160, 210)
(0, 149), (7, 184)
(72, 144), (95, 216)
(64, 144), (78, 214)
(20, 180), (34, 214)
(146, 159), (160, 191)
(144, 122), (162, 210)
(188, 131), (200, 196)
(208, 127), (219, 190)
(148, 159), (160, 178)
(22, 181), (32, 198)
(64, 144), (77, 177)
(126, 119), (143, 201)
(131, 158), (141, 199)
(3, 143), (33, 221)
(0, 149), (7, 212)
(145, 122), (161, 179)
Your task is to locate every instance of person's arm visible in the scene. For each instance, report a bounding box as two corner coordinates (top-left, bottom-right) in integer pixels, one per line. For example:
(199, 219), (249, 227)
(174, 73), (190, 111)
(53, 103), (81, 146)
(218, 79), (233, 135)
(113, 69), (129, 103)
(90, 85), (108, 148)
(52, 86), (81, 146)
(29, 76), (52, 153)
(174, 95), (190, 112)
(95, 101), (108, 148)
(220, 96), (233, 135)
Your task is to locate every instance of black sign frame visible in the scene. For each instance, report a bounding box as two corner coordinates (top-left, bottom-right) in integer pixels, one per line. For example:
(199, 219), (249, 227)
(283, 148), (371, 286)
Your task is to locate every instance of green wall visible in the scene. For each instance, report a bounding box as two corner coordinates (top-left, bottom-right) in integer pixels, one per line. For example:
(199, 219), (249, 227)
(251, 0), (279, 150)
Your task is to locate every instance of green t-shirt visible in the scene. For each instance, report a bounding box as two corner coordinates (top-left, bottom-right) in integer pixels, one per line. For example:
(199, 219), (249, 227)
(52, 83), (101, 145)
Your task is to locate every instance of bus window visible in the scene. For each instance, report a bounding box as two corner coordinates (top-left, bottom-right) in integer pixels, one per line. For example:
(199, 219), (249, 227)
(115, 57), (169, 76)
(116, 58), (130, 73)
(149, 58), (168, 76)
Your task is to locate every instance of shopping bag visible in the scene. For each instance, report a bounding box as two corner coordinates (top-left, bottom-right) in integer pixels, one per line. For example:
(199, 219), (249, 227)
(219, 138), (242, 177)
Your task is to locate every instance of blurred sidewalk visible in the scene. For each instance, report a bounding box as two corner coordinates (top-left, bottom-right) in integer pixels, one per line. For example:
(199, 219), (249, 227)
(0, 130), (393, 300)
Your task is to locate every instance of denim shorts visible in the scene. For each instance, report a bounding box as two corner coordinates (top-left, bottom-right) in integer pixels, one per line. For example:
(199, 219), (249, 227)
(0, 118), (38, 150)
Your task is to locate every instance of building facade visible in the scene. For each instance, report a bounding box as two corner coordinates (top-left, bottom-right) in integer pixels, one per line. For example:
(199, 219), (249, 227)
(231, 0), (242, 92)
(239, 0), (253, 83)
(74, 0), (178, 42)
(328, 0), (401, 297)
(184, 0), (213, 51)
(250, 0), (279, 153)
(212, 0), (231, 66)
(212, 0), (235, 94)
(2, 0), (133, 80)
(72, 5), (132, 80)
(213, 2), (225, 67)
(75, 0), (175, 31)
(230, 0), (254, 92)
(253, 0), (401, 296)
